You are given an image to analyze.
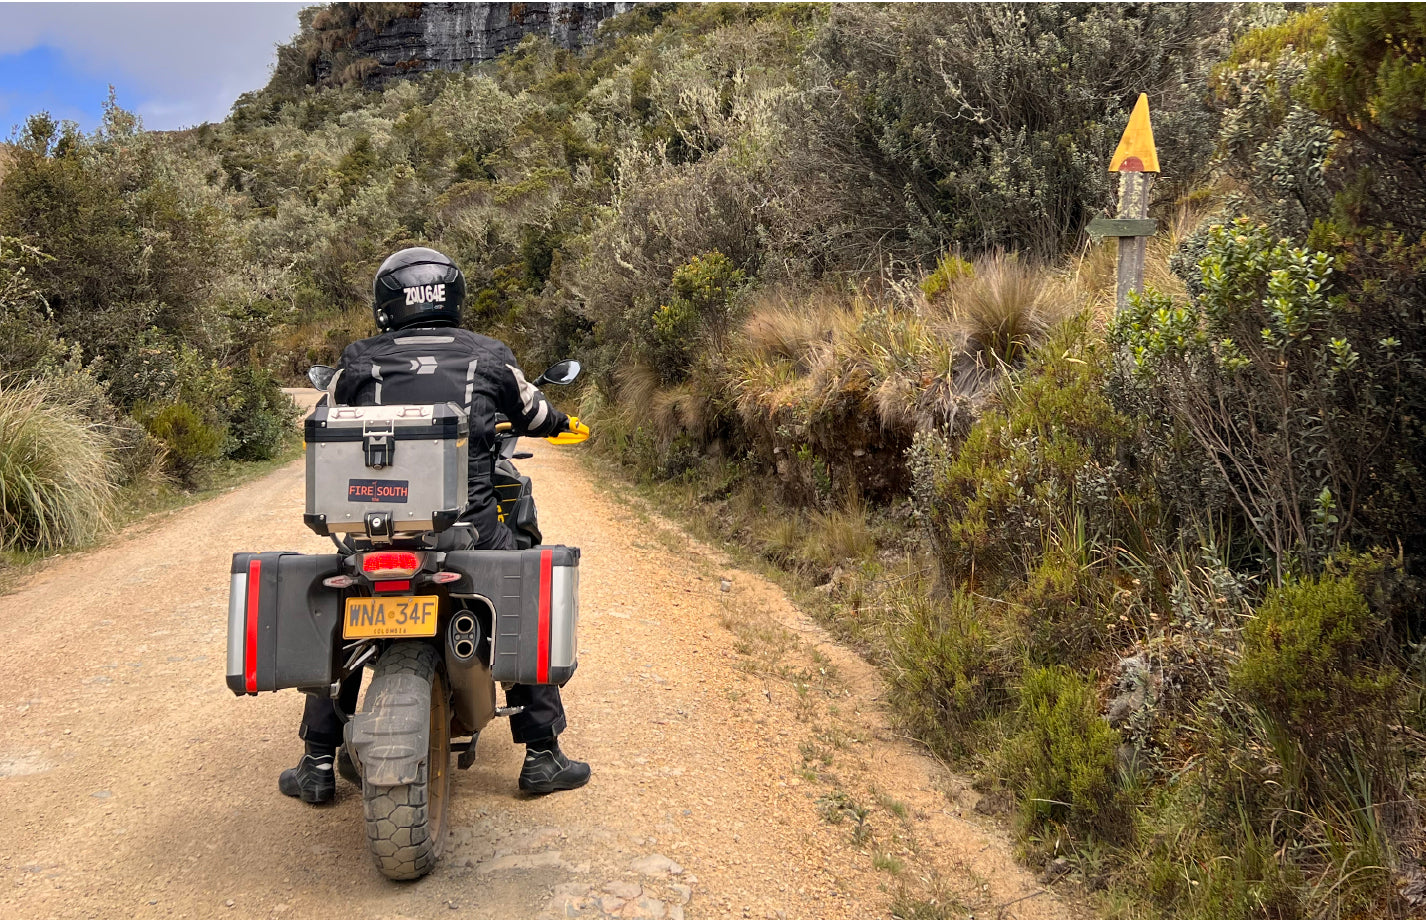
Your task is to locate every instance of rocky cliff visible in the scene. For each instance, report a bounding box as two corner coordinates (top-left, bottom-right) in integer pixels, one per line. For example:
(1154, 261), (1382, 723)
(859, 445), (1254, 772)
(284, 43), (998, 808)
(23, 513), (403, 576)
(311, 2), (633, 88)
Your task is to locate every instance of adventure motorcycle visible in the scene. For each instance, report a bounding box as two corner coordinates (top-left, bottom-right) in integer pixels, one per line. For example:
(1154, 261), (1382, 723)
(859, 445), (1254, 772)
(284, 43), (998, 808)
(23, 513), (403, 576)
(225, 360), (586, 880)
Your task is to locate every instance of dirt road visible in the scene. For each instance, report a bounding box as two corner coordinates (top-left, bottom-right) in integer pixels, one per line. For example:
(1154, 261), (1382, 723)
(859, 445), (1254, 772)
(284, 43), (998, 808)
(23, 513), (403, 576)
(0, 443), (1081, 920)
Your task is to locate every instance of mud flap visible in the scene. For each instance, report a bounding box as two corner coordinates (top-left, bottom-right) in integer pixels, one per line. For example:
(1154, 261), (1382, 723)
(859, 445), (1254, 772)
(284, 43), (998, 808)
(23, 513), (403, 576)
(343, 671), (430, 786)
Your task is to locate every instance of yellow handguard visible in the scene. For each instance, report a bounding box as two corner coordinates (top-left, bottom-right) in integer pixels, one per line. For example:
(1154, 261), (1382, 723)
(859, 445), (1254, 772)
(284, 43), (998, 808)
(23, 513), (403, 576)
(546, 416), (590, 445)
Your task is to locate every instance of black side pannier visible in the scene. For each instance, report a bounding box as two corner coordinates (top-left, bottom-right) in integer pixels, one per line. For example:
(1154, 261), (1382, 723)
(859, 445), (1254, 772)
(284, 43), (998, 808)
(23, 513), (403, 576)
(226, 552), (343, 695)
(443, 546), (580, 685)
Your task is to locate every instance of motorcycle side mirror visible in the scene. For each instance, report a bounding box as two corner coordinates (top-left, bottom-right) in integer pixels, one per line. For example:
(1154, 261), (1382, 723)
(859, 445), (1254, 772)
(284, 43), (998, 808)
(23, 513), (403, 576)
(534, 359), (581, 387)
(308, 365), (336, 391)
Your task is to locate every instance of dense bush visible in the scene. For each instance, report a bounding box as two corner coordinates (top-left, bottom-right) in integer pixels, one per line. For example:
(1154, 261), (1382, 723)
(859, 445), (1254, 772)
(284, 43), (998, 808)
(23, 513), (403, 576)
(885, 586), (1008, 757)
(642, 252), (747, 383)
(135, 402), (226, 488)
(0, 105), (297, 486)
(1307, 3), (1426, 237)
(0, 106), (236, 362)
(785, 3), (1229, 264)
(1003, 666), (1124, 840)
(1115, 218), (1418, 579)
(220, 365), (299, 461)
(1233, 572), (1396, 759)
(912, 320), (1141, 592)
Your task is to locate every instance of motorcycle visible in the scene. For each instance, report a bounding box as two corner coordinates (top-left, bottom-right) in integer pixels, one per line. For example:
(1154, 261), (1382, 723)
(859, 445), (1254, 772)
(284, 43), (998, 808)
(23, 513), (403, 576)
(226, 360), (586, 880)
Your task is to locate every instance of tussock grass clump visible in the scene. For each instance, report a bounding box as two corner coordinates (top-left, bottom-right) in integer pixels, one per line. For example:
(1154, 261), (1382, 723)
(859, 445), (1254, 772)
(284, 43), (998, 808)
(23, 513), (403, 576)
(805, 494), (877, 569)
(739, 287), (841, 368)
(947, 252), (1075, 366)
(0, 381), (117, 551)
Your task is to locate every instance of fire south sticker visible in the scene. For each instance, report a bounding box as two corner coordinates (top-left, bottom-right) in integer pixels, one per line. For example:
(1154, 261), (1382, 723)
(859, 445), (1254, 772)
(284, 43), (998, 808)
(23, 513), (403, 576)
(348, 479), (410, 503)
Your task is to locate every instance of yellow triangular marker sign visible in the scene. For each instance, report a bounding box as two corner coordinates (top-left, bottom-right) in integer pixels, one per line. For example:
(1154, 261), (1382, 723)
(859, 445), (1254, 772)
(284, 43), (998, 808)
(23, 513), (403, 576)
(1109, 93), (1158, 173)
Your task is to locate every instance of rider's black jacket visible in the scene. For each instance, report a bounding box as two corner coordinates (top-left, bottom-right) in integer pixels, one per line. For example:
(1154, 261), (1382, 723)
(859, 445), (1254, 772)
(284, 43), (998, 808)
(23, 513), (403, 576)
(332, 326), (569, 539)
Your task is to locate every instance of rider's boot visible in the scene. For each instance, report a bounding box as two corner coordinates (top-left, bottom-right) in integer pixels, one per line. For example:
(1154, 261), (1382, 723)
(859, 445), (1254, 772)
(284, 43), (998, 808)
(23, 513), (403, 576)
(278, 743), (337, 804)
(518, 736), (591, 794)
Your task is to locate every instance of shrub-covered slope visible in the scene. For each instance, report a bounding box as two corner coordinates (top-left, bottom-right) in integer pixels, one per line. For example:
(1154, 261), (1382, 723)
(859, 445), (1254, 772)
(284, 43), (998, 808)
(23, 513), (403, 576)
(4, 3), (1426, 916)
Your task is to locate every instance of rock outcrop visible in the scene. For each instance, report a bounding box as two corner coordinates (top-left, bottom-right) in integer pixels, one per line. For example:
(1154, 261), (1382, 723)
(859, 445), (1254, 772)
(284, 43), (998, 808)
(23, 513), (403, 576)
(313, 2), (632, 88)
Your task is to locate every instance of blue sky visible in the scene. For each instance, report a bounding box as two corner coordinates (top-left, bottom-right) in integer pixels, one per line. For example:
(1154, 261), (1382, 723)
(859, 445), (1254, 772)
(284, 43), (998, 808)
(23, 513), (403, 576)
(0, 2), (307, 136)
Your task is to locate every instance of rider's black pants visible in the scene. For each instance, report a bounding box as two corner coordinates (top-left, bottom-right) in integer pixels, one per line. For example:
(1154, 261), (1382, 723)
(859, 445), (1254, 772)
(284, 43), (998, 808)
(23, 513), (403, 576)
(298, 523), (567, 749)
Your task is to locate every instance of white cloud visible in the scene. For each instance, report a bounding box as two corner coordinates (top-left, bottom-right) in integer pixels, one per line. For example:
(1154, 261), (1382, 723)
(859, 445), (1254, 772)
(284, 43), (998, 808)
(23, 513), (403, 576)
(1, 2), (308, 128)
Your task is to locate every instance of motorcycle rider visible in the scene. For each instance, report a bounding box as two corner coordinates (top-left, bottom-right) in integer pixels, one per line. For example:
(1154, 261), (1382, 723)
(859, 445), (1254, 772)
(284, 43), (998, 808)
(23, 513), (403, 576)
(279, 247), (591, 803)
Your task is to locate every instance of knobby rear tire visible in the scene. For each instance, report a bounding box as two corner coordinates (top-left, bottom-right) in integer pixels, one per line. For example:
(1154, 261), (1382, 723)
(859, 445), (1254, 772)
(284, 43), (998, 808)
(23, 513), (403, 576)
(360, 642), (452, 881)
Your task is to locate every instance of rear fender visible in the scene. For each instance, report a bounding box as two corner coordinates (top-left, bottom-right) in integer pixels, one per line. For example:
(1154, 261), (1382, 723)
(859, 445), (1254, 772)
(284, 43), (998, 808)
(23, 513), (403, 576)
(344, 668), (432, 786)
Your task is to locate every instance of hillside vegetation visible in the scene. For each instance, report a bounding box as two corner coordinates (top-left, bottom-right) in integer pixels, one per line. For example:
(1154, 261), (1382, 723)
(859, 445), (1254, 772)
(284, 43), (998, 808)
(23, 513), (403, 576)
(4, 3), (1426, 916)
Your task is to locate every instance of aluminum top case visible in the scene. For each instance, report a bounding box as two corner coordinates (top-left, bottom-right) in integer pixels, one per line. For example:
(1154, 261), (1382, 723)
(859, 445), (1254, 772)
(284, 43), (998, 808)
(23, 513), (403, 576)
(304, 402), (468, 537)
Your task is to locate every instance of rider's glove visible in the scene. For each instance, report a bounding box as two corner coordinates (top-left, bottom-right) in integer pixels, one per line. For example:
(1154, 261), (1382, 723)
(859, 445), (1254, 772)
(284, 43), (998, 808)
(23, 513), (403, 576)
(547, 416), (590, 445)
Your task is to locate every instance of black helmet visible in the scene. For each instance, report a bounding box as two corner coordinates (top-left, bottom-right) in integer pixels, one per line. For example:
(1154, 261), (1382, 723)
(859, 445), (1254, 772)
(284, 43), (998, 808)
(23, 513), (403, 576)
(372, 247), (466, 332)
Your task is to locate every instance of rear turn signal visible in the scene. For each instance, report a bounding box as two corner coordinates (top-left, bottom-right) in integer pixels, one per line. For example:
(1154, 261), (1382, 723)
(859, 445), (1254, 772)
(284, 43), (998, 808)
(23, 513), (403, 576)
(322, 574), (357, 589)
(431, 571), (462, 585)
(360, 551), (424, 578)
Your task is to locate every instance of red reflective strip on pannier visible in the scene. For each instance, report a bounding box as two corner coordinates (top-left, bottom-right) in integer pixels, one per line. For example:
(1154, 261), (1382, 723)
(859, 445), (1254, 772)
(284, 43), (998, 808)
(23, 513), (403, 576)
(245, 558), (262, 693)
(537, 550), (552, 684)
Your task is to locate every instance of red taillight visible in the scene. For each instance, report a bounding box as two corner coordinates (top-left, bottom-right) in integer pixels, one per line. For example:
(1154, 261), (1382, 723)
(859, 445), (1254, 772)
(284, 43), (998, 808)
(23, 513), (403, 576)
(360, 551), (424, 578)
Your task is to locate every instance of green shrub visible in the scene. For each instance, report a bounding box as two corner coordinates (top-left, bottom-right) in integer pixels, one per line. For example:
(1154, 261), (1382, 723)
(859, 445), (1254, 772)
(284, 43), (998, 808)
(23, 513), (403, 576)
(1016, 539), (1125, 668)
(1114, 220), (1414, 578)
(1, 108), (239, 381)
(220, 365), (298, 461)
(136, 402), (226, 487)
(1307, 3), (1426, 237)
(885, 586), (1013, 757)
(0, 236), (62, 374)
(641, 252), (748, 384)
(0, 381), (117, 551)
(919, 252), (973, 303)
(1232, 572), (1395, 754)
(912, 319), (1142, 591)
(1003, 666), (1124, 839)
(791, 3), (1229, 261)
(648, 298), (702, 382)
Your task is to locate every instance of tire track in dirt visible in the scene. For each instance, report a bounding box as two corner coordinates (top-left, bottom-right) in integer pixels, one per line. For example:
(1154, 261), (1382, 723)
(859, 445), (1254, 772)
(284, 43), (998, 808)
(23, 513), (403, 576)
(0, 442), (1083, 920)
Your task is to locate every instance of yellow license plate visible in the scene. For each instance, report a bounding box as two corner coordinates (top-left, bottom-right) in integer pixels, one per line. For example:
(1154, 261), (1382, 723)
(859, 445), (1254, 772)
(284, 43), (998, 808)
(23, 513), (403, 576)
(343, 595), (440, 639)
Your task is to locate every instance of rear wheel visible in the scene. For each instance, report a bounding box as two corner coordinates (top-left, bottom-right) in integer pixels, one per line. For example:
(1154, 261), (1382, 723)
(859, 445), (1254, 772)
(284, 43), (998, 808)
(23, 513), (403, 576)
(360, 643), (452, 880)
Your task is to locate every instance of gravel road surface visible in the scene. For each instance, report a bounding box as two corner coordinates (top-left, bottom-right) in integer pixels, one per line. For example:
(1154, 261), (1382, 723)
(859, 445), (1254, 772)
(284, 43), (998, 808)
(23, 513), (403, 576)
(0, 440), (1081, 920)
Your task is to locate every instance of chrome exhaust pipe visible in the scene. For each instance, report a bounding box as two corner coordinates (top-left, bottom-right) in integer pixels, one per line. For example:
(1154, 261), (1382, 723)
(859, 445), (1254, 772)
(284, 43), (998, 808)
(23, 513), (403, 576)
(446, 599), (496, 735)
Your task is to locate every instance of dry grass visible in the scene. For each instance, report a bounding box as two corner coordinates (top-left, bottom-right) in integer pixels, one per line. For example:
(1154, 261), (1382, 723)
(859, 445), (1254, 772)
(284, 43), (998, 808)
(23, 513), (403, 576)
(1064, 197), (1210, 323)
(946, 252), (1074, 366)
(740, 287), (842, 368)
(805, 493), (878, 568)
(727, 284), (979, 439)
(616, 239), (1173, 493)
(0, 380), (117, 551)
